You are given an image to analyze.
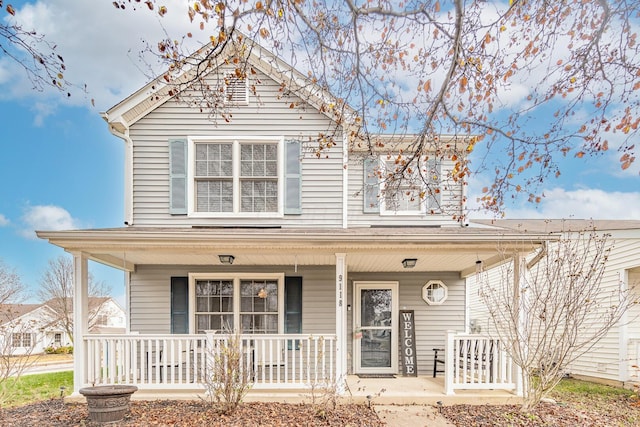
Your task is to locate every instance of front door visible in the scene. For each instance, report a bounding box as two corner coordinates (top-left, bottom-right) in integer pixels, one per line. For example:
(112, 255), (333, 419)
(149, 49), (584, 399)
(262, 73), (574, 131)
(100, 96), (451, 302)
(354, 282), (398, 374)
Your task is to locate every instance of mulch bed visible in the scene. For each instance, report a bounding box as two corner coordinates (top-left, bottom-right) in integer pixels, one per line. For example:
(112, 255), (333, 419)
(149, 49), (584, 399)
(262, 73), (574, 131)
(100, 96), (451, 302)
(441, 399), (640, 427)
(0, 399), (384, 427)
(3, 395), (640, 426)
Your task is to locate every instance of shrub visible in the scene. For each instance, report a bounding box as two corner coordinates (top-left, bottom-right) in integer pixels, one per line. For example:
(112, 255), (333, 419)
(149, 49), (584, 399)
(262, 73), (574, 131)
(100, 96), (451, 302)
(201, 332), (252, 414)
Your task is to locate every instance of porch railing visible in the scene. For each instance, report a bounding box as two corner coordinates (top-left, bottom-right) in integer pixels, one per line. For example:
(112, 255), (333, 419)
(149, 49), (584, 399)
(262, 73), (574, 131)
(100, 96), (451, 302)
(84, 333), (337, 390)
(444, 331), (521, 395)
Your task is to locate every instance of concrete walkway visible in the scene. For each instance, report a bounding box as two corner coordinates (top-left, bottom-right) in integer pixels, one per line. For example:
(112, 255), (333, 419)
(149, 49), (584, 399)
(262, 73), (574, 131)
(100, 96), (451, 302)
(375, 405), (455, 427)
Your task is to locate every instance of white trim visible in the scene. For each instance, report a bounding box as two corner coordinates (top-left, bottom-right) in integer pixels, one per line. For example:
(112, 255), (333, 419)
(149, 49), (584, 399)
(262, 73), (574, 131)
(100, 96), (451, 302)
(377, 156), (434, 217)
(342, 134), (348, 228)
(353, 281), (399, 374)
(422, 280), (448, 305)
(187, 136), (284, 218)
(335, 254), (347, 387)
(72, 252), (89, 395)
(188, 272), (285, 334)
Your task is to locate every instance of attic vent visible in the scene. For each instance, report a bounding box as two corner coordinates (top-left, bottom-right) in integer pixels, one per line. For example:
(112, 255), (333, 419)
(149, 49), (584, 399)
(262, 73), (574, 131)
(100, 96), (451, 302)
(225, 77), (248, 104)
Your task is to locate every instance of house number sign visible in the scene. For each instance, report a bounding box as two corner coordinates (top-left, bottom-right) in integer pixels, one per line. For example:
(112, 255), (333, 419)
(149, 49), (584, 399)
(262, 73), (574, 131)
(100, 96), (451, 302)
(400, 310), (418, 376)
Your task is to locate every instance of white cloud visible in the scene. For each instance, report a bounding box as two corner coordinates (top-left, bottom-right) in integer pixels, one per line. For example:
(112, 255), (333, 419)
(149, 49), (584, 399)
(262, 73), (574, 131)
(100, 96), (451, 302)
(20, 205), (78, 239)
(469, 187), (640, 220)
(0, 214), (9, 227)
(31, 101), (56, 127)
(4, 0), (194, 111)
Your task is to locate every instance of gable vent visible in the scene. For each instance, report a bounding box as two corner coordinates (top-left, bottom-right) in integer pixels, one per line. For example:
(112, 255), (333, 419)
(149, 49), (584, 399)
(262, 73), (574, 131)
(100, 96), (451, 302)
(225, 77), (249, 104)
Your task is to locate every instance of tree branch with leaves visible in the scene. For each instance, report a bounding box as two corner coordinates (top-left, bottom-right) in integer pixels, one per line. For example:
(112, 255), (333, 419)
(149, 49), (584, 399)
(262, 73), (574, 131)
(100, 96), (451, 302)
(114, 0), (640, 217)
(0, 2), (72, 94)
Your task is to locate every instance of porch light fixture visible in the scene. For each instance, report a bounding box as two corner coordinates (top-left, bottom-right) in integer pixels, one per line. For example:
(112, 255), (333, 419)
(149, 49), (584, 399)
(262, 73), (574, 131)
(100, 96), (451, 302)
(402, 258), (417, 268)
(218, 255), (235, 265)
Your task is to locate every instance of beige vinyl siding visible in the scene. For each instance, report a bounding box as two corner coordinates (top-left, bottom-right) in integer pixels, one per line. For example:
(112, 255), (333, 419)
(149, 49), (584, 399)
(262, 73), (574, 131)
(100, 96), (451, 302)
(347, 156), (463, 227)
(466, 259), (514, 336)
(347, 272), (465, 376)
(128, 66), (344, 227)
(568, 237), (640, 382)
(129, 265), (335, 335)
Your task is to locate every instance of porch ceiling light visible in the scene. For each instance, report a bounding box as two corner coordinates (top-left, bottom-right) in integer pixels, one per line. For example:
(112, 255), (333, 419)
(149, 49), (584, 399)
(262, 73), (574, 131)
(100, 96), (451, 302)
(402, 258), (417, 268)
(218, 255), (235, 265)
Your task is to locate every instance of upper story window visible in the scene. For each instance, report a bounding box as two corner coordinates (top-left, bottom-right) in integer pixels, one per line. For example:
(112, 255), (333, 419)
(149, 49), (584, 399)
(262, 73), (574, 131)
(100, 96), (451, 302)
(188, 138), (282, 216)
(195, 141), (278, 213)
(364, 155), (441, 216)
(169, 138), (301, 217)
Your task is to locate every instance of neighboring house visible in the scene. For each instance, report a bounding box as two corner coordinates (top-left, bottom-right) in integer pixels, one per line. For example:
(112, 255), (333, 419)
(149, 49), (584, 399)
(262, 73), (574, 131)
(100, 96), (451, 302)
(466, 220), (640, 388)
(0, 297), (125, 356)
(37, 38), (566, 398)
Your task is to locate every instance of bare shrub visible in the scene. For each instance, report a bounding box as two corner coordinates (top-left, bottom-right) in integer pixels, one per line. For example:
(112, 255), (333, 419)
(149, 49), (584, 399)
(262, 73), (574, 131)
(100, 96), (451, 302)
(201, 332), (252, 414)
(481, 228), (635, 410)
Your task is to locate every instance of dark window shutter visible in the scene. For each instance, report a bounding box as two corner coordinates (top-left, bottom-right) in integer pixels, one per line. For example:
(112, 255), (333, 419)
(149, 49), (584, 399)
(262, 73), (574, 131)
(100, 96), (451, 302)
(169, 139), (188, 215)
(171, 277), (189, 334)
(363, 157), (380, 213)
(284, 140), (302, 214)
(284, 276), (302, 334)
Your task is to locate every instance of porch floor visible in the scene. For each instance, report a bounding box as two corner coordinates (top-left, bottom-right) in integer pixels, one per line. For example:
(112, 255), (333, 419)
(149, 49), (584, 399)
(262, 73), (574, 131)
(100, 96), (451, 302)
(81, 376), (521, 406)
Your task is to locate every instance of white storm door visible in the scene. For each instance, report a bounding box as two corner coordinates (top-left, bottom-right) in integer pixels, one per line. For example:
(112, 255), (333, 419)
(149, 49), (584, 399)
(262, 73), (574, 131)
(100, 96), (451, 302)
(354, 282), (398, 374)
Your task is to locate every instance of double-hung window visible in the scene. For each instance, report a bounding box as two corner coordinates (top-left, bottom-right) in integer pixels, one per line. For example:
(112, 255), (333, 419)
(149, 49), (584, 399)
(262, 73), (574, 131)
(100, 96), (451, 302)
(12, 332), (32, 348)
(191, 273), (284, 334)
(368, 155), (441, 215)
(190, 138), (281, 216)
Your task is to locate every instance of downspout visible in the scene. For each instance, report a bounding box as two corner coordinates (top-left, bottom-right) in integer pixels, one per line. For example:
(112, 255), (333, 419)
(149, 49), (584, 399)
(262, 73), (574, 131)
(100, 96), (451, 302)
(100, 113), (133, 227)
(526, 241), (548, 270)
(100, 113), (133, 336)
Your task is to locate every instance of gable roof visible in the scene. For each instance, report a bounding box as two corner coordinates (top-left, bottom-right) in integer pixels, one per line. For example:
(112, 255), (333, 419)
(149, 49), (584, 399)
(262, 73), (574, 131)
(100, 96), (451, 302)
(102, 36), (356, 134)
(0, 304), (41, 324)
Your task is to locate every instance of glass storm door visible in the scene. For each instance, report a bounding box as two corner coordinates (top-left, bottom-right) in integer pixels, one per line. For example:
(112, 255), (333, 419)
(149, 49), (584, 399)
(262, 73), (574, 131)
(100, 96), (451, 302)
(354, 282), (398, 374)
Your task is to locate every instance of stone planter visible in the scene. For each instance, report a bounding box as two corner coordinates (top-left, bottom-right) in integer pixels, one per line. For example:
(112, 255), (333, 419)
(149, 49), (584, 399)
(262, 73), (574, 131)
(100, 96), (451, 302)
(79, 385), (138, 424)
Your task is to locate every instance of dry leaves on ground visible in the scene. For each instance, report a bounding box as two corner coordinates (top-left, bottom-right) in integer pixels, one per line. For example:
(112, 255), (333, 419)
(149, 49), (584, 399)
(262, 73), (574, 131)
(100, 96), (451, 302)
(441, 396), (640, 427)
(1, 399), (384, 427)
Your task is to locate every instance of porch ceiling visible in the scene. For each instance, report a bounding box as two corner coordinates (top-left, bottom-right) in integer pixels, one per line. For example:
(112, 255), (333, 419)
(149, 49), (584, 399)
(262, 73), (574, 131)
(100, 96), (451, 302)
(37, 226), (555, 278)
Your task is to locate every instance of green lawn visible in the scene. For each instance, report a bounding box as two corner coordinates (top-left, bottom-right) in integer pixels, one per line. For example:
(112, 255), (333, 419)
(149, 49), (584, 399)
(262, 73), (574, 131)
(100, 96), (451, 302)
(1, 371), (73, 408)
(550, 377), (637, 399)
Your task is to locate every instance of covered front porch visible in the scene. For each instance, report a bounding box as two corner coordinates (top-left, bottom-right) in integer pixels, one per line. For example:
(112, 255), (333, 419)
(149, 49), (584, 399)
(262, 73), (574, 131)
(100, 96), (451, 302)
(37, 227), (548, 400)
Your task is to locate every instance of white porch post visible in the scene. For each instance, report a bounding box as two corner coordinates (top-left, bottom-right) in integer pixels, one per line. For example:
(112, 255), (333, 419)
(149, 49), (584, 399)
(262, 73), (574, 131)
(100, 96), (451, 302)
(72, 252), (89, 395)
(335, 253), (347, 391)
(618, 269), (630, 383)
(444, 330), (455, 395)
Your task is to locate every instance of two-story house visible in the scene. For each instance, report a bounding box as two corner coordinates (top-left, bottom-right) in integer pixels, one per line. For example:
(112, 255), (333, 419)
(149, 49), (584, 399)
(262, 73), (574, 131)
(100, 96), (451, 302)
(38, 38), (552, 399)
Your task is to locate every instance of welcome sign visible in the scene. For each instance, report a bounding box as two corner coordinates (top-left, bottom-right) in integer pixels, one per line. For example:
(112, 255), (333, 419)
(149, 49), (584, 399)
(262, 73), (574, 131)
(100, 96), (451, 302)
(400, 310), (418, 376)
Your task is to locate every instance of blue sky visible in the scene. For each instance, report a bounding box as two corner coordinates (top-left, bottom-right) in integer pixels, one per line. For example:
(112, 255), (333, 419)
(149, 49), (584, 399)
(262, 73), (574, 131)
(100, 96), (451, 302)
(1, 1), (639, 303)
